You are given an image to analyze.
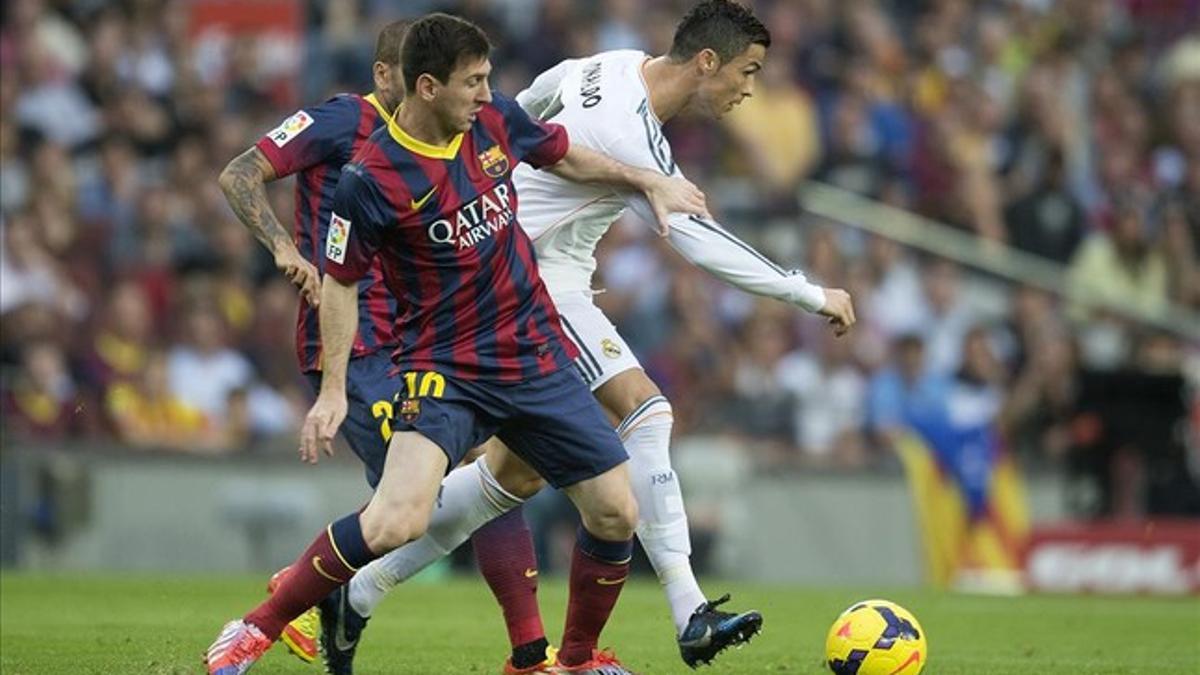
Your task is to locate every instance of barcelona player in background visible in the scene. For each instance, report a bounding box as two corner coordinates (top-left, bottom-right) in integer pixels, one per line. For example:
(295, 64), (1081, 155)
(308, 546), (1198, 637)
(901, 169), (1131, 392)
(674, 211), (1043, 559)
(206, 12), (707, 675)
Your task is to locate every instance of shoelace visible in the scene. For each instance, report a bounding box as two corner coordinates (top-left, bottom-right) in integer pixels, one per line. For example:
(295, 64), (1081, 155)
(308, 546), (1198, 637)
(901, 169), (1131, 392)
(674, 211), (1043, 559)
(702, 593), (732, 613)
(691, 593), (735, 622)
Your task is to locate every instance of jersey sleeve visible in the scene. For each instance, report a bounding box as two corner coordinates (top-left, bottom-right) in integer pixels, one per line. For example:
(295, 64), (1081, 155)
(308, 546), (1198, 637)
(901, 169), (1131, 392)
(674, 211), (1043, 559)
(516, 58), (579, 120)
(640, 207), (828, 312)
(254, 95), (360, 178)
(594, 121), (826, 312)
(492, 91), (569, 168)
(324, 163), (384, 284)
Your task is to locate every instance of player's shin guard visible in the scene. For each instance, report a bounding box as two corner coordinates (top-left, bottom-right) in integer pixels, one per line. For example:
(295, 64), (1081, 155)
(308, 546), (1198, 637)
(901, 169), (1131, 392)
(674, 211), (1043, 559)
(558, 527), (633, 667)
(348, 455), (524, 617)
(245, 513), (376, 640)
(621, 397), (705, 634)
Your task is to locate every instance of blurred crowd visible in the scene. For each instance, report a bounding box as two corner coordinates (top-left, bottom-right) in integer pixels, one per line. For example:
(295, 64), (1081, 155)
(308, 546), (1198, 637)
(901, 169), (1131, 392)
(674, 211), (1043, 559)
(1, 0), (1198, 517)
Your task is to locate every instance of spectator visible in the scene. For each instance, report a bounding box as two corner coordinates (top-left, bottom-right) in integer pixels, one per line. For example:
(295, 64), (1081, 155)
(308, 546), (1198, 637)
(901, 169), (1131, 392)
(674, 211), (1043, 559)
(0, 209), (86, 319)
(106, 350), (237, 453)
(776, 329), (868, 468)
(921, 259), (975, 375)
(1067, 200), (1169, 319)
(724, 309), (795, 464)
(866, 334), (952, 445)
(1, 343), (87, 441)
(1000, 326), (1082, 463)
(1005, 150), (1086, 263)
(82, 280), (154, 393)
(723, 55), (821, 197)
(166, 304), (254, 426)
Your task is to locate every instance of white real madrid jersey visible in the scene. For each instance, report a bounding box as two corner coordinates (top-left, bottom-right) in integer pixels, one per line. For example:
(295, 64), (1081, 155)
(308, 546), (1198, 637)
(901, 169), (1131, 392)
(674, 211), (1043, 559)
(513, 50), (826, 312)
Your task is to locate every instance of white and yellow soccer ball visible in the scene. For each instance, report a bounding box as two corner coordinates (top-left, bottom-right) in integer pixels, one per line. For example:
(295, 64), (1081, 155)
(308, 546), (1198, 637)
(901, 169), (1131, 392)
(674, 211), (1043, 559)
(825, 599), (927, 674)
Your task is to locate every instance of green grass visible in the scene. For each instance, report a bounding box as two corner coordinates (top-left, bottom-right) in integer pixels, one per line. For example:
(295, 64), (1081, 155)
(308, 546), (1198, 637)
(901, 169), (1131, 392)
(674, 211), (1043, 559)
(1, 573), (1197, 674)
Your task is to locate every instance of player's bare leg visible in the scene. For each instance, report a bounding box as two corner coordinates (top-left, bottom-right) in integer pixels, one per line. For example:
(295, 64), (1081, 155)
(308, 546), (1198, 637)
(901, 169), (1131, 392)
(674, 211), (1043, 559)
(554, 461), (639, 673)
(595, 368), (763, 668)
(334, 440), (552, 674)
(206, 432), (446, 674)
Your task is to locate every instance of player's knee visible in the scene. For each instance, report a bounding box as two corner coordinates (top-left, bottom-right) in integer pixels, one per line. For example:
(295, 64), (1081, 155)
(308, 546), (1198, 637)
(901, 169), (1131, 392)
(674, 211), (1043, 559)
(361, 502), (431, 552)
(487, 447), (544, 499)
(500, 471), (545, 499)
(583, 490), (639, 540)
(598, 370), (665, 420)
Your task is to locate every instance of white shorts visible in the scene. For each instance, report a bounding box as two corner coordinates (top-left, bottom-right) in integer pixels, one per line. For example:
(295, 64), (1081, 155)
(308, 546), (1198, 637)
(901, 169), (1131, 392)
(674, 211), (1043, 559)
(553, 290), (641, 392)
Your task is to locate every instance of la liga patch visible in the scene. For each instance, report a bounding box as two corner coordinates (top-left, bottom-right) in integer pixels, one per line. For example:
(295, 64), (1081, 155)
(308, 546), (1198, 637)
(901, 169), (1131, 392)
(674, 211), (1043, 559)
(326, 213), (350, 263)
(268, 110), (314, 147)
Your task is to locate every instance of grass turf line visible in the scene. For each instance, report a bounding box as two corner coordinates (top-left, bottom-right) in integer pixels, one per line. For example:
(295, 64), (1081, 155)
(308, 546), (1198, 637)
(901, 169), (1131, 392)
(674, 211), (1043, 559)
(1, 573), (1197, 674)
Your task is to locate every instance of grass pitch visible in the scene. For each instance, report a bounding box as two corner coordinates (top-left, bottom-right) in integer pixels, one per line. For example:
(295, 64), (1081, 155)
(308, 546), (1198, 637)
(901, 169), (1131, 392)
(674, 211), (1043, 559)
(1, 573), (1197, 674)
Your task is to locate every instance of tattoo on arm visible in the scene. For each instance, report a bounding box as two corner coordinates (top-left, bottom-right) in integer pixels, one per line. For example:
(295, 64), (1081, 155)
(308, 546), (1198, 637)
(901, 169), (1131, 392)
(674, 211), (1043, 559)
(218, 148), (291, 257)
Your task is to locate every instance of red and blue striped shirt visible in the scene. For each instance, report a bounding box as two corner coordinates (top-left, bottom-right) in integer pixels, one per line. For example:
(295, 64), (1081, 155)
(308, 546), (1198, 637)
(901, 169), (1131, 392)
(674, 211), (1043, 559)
(325, 92), (577, 382)
(255, 93), (398, 373)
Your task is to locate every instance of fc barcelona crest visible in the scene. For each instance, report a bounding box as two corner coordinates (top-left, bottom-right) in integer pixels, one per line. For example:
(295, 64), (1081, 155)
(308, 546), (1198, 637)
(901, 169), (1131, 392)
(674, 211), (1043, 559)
(399, 398), (421, 423)
(478, 145), (509, 178)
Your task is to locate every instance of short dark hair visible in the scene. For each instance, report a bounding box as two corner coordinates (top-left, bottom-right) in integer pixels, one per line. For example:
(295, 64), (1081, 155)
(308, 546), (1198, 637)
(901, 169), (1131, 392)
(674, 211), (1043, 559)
(401, 13), (491, 92)
(668, 0), (770, 64)
(373, 19), (411, 66)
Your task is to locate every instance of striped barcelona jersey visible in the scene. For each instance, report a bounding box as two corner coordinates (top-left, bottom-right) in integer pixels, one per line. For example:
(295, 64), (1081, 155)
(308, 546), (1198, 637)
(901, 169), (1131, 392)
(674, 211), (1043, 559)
(325, 92), (578, 382)
(254, 93), (398, 373)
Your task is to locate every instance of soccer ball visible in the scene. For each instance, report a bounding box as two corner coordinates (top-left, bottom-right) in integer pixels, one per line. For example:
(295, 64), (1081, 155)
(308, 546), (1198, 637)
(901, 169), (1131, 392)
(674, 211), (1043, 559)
(825, 599), (927, 674)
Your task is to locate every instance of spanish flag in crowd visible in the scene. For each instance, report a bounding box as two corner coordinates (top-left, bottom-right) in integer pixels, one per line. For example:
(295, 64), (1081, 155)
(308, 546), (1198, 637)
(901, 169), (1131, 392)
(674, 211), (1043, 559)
(895, 420), (1030, 592)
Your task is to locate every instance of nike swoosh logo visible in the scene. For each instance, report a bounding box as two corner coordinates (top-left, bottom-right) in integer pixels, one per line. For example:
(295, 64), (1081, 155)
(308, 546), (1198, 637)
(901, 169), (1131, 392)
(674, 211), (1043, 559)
(334, 593), (358, 652)
(596, 575), (627, 586)
(678, 625), (712, 648)
(310, 555), (346, 583)
(887, 650), (921, 674)
(524, 568), (539, 578)
(410, 187), (437, 211)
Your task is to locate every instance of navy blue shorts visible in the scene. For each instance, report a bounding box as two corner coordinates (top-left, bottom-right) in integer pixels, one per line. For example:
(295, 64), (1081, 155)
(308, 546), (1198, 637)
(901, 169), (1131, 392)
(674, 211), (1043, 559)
(305, 350), (396, 488)
(391, 366), (628, 488)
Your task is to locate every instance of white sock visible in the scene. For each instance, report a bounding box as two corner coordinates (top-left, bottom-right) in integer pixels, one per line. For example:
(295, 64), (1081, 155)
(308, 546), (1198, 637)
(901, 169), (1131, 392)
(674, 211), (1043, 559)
(620, 396), (706, 635)
(348, 456), (523, 616)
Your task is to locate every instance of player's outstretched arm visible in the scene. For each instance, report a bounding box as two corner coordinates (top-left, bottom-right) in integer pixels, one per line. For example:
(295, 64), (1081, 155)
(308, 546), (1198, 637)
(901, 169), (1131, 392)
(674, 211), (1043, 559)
(300, 275), (357, 463)
(218, 148), (321, 306)
(546, 144), (709, 235)
(629, 202), (857, 335)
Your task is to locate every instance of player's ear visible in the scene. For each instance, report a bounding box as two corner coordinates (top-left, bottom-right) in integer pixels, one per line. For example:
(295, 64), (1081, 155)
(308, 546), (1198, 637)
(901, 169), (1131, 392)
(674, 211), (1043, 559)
(415, 73), (439, 101)
(696, 48), (721, 76)
(372, 61), (389, 89)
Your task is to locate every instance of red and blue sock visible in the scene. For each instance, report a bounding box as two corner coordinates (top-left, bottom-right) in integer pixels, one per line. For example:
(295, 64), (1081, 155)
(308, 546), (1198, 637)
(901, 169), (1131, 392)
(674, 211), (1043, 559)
(558, 526), (634, 666)
(245, 512), (376, 640)
(472, 506), (549, 668)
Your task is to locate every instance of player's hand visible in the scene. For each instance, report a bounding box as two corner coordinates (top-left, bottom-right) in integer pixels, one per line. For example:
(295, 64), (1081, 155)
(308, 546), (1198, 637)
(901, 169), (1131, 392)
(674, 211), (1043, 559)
(643, 174), (708, 237)
(275, 247), (321, 307)
(818, 288), (856, 337)
(300, 392), (347, 463)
